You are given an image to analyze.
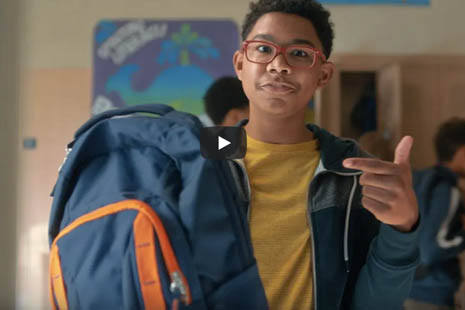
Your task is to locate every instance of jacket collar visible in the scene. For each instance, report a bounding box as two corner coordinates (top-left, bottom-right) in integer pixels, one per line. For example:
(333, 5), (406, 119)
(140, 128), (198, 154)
(433, 164), (459, 186)
(306, 124), (362, 173)
(236, 119), (362, 173)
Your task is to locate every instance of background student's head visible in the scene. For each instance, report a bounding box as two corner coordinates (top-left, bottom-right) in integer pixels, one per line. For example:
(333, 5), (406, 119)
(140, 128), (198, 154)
(434, 117), (465, 177)
(203, 76), (249, 126)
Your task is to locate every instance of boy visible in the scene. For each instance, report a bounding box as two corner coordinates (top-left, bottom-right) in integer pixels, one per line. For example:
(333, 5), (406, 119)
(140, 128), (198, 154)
(203, 76), (249, 126)
(231, 0), (420, 309)
(406, 118), (465, 310)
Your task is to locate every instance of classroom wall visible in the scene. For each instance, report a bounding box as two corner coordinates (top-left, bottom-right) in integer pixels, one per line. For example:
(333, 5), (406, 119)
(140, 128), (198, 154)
(18, 0), (465, 70)
(0, 0), (20, 308)
(13, 0), (465, 308)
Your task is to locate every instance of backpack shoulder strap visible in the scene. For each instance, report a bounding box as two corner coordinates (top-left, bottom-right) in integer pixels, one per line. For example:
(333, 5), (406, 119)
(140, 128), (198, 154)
(75, 104), (174, 139)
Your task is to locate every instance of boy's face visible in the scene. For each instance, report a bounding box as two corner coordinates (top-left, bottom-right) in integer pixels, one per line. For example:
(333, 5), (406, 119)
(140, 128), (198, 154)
(233, 12), (333, 120)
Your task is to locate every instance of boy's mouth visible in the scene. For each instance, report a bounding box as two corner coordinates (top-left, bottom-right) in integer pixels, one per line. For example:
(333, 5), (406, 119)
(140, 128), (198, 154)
(260, 81), (296, 94)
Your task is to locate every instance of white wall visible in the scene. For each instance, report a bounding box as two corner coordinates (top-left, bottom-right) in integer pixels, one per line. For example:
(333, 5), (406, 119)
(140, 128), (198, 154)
(329, 0), (465, 55)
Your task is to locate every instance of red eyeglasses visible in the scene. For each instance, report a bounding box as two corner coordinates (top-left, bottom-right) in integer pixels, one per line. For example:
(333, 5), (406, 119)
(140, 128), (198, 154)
(242, 40), (326, 68)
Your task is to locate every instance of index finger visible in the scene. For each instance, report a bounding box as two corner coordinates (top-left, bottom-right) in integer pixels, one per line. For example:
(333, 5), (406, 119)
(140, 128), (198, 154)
(343, 157), (399, 175)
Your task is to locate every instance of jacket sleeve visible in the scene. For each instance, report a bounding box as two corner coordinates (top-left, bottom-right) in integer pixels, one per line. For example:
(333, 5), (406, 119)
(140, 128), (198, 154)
(350, 222), (420, 310)
(418, 181), (465, 265)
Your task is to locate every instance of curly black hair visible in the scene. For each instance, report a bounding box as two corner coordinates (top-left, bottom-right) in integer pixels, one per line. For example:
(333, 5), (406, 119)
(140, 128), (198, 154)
(434, 117), (465, 162)
(241, 0), (334, 59)
(203, 76), (249, 125)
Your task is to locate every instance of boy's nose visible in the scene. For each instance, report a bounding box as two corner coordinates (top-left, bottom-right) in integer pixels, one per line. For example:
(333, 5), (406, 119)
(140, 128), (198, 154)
(267, 53), (291, 75)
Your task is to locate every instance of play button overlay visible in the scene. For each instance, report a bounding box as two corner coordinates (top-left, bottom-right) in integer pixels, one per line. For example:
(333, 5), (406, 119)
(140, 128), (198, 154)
(200, 126), (246, 159)
(218, 136), (231, 150)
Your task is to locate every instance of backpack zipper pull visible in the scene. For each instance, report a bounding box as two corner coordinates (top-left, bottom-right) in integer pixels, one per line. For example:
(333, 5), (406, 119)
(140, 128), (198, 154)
(170, 271), (187, 304)
(58, 146), (72, 173)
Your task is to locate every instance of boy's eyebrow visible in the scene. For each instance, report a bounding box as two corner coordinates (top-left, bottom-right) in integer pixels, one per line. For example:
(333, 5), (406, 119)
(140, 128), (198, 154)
(252, 34), (316, 48)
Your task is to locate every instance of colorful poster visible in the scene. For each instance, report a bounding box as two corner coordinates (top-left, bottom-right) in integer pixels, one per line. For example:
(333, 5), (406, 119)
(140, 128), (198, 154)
(92, 19), (239, 121)
(320, 0), (428, 4)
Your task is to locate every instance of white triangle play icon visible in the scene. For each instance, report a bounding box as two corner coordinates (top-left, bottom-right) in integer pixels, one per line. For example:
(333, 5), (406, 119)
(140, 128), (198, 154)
(218, 136), (231, 150)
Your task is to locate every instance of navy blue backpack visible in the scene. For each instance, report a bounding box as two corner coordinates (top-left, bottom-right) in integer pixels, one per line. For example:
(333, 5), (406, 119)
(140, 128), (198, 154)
(48, 104), (268, 310)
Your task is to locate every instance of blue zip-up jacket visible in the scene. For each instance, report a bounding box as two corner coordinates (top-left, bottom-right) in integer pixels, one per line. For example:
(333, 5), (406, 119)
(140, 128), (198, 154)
(231, 123), (420, 310)
(410, 165), (465, 306)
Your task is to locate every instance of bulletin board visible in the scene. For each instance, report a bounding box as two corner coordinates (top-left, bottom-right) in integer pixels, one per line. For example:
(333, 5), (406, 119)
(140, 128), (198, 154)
(92, 19), (239, 120)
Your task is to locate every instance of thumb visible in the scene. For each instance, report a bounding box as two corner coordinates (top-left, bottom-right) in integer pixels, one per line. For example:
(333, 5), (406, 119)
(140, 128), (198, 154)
(394, 136), (413, 165)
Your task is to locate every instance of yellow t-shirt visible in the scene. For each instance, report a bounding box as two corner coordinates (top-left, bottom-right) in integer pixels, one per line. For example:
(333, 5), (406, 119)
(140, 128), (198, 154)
(244, 134), (320, 310)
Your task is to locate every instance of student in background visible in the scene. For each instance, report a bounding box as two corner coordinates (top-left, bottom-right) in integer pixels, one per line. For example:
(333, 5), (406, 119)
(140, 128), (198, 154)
(406, 117), (465, 310)
(203, 76), (249, 126)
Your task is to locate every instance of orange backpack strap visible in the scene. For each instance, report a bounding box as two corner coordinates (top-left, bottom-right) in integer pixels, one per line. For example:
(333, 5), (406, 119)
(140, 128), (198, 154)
(133, 212), (167, 309)
(49, 244), (69, 310)
(49, 199), (191, 310)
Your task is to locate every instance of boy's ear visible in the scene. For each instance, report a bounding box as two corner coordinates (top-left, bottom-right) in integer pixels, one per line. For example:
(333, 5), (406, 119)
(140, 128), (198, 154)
(457, 145), (465, 161)
(233, 51), (244, 81)
(453, 146), (465, 177)
(317, 61), (335, 88)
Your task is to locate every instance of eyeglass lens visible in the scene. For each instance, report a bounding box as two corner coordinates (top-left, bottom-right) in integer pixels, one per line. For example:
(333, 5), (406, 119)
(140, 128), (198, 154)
(246, 41), (316, 67)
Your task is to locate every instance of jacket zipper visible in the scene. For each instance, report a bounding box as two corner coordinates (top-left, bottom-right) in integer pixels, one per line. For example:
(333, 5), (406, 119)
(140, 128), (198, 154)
(306, 202), (318, 310)
(230, 159), (252, 221)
